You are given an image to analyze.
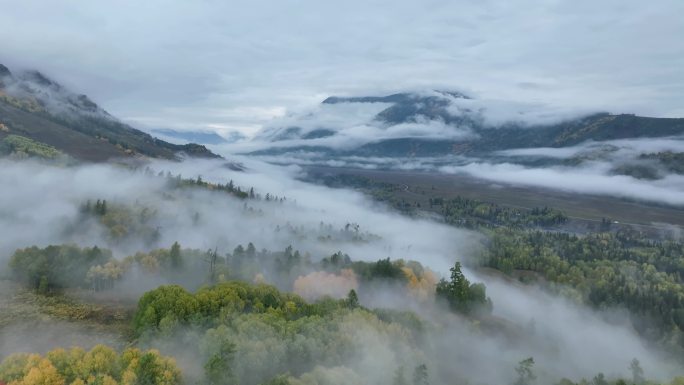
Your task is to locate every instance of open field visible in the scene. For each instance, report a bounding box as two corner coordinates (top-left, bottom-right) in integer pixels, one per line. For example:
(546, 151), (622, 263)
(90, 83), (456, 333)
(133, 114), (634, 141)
(305, 166), (684, 231)
(0, 280), (132, 356)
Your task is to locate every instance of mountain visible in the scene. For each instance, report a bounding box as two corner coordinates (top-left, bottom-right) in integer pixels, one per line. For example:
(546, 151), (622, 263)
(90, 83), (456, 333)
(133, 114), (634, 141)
(0, 64), (219, 162)
(249, 91), (684, 158)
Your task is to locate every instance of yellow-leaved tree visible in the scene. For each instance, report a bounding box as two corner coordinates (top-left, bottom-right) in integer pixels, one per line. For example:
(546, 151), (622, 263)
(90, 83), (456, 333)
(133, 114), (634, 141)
(0, 345), (181, 385)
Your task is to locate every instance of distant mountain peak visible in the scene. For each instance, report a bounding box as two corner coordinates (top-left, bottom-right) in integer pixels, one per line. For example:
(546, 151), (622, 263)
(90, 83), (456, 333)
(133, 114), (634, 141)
(321, 90), (470, 105)
(248, 90), (684, 159)
(322, 93), (411, 104)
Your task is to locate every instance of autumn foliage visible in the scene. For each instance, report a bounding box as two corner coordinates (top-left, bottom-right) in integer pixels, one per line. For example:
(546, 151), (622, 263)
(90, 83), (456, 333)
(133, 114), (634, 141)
(0, 345), (181, 385)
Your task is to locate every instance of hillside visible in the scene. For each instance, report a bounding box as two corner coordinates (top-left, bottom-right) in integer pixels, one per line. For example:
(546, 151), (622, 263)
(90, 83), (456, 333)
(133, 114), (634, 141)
(0, 64), (219, 162)
(249, 91), (684, 158)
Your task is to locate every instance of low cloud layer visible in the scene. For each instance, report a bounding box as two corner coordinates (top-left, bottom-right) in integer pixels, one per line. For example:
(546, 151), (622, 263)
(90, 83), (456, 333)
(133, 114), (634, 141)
(440, 161), (684, 206)
(477, 273), (679, 381)
(497, 136), (684, 159)
(234, 132), (684, 208)
(236, 91), (594, 152)
(293, 269), (358, 301)
(0, 157), (473, 272)
(0, 157), (680, 382)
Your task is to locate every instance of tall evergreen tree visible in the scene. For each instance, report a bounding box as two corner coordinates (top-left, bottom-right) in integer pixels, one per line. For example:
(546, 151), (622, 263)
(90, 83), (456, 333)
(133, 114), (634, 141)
(170, 242), (182, 270)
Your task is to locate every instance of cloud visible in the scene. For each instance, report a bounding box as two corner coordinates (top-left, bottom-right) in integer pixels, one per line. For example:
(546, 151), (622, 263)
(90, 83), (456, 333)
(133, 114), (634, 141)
(0, 157), (475, 273)
(245, 118), (476, 153)
(221, 90), (593, 153)
(473, 272), (680, 382)
(440, 161), (684, 206)
(446, 97), (596, 127)
(0, 0), (682, 135)
(0, 157), (681, 382)
(293, 269), (358, 300)
(498, 136), (684, 159)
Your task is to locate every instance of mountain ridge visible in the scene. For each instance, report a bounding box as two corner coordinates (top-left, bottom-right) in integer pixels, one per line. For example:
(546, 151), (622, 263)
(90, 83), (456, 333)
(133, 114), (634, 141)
(249, 91), (684, 158)
(0, 64), (219, 162)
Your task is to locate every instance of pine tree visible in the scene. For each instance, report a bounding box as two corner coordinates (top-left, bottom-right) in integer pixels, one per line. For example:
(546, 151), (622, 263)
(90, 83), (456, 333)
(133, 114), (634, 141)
(393, 367), (409, 385)
(170, 242), (182, 269)
(413, 364), (429, 385)
(630, 358), (644, 385)
(246, 242), (256, 258)
(514, 357), (536, 385)
(347, 289), (359, 309)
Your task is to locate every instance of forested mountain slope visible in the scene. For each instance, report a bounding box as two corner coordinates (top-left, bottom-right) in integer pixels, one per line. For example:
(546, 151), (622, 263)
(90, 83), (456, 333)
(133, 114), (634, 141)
(0, 64), (218, 162)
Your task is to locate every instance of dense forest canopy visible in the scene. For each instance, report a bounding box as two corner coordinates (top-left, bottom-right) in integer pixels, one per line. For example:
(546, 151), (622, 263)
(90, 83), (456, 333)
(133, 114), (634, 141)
(0, 345), (181, 385)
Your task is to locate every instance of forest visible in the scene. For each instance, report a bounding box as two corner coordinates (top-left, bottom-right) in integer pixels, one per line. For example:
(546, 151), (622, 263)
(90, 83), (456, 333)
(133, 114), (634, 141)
(4, 3), (684, 384)
(476, 227), (684, 354)
(1, 158), (683, 385)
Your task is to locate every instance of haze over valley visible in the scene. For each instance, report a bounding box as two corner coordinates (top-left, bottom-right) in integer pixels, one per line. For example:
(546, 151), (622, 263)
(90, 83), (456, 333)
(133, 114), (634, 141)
(1, 2), (684, 385)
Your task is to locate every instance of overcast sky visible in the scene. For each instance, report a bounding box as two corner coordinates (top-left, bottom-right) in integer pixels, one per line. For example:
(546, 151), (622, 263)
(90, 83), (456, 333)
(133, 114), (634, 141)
(1, 0), (683, 135)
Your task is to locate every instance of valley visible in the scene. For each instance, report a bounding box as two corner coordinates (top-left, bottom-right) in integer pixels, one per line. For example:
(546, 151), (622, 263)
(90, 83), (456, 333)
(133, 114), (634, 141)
(2, 3), (684, 384)
(305, 166), (684, 233)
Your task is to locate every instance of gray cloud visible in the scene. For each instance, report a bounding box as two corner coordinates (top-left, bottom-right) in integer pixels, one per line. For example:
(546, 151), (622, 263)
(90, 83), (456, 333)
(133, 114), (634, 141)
(440, 161), (684, 206)
(498, 136), (684, 159)
(0, 157), (680, 382)
(0, 0), (683, 136)
(0, 157), (474, 272)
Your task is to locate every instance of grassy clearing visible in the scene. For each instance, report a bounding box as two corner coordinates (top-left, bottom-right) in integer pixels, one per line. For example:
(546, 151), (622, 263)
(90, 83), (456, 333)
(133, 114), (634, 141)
(0, 280), (133, 338)
(306, 166), (684, 228)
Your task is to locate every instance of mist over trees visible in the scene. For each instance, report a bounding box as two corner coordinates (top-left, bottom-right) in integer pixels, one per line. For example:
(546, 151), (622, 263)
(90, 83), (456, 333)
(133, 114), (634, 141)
(479, 227), (684, 353)
(2, 0), (684, 382)
(0, 158), (683, 385)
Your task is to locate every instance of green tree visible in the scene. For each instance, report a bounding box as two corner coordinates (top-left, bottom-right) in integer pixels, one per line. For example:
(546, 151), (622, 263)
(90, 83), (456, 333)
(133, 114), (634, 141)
(412, 364), (428, 385)
(204, 337), (237, 385)
(38, 275), (49, 294)
(630, 359), (644, 385)
(346, 289), (359, 309)
(393, 367), (408, 385)
(132, 285), (199, 335)
(246, 243), (256, 258)
(514, 357), (536, 385)
(9, 244), (113, 292)
(169, 242), (182, 270)
(591, 373), (608, 385)
(135, 352), (163, 385)
(260, 376), (291, 385)
(436, 262), (490, 314)
(233, 245), (245, 258)
(370, 258), (406, 281)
